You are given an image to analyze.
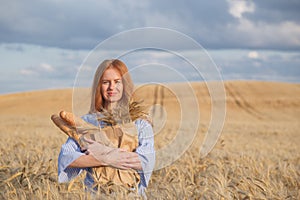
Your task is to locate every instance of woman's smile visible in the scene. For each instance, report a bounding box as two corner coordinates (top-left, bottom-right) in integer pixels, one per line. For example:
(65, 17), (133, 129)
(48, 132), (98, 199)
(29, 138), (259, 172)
(107, 91), (117, 96)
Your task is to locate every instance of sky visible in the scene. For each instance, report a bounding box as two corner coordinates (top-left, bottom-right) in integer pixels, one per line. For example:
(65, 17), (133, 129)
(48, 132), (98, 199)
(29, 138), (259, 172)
(0, 0), (300, 94)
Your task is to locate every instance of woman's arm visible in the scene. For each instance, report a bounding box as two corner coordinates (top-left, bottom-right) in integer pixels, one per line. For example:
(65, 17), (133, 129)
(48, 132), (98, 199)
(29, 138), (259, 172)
(68, 154), (107, 168)
(57, 137), (87, 182)
(84, 138), (139, 170)
(68, 149), (142, 170)
(134, 119), (156, 193)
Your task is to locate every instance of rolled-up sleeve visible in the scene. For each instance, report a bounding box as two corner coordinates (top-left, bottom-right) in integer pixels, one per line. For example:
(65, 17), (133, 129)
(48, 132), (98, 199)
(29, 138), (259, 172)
(135, 119), (156, 194)
(58, 137), (85, 182)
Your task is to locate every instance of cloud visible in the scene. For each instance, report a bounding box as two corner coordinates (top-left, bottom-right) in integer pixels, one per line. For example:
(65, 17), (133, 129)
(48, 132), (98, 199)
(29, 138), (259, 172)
(19, 62), (78, 80)
(247, 51), (262, 67)
(1, 1), (300, 94)
(20, 62), (56, 77)
(248, 51), (259, 59)
(20, 69), (38, 76)
(4, 43), (24, 52)
(227, 0), (255, 19)
(248, 0), (300, 23)
(0, 1), (299, 50)
(226, 19), (300, 50)
(40, 63), (55, 72)
(2, 44), (299, 94)
(209, 49), (300, 81)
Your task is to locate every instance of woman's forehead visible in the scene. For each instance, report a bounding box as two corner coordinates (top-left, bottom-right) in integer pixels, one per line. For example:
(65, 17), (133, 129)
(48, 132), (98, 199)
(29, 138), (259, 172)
(102, 68), (122, 79)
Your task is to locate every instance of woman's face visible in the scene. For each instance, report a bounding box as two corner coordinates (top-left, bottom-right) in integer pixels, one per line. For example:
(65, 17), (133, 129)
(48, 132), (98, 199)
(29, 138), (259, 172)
(100, 68), (123, 104)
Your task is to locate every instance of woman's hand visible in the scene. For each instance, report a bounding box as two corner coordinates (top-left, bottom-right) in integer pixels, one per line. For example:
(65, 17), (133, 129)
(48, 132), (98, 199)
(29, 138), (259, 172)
(118, 151), (142, 170)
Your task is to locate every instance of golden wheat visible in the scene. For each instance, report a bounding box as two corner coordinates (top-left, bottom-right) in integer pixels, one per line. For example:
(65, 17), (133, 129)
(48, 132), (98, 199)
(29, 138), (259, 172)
(0, 121), (299, 199)
(0, 81), (299, 199)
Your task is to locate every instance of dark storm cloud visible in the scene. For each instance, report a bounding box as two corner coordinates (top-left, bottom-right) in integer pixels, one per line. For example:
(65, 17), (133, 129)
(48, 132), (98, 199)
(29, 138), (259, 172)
(247, 0), (300, 23)
(0, 0), (299, 50)
(0, 0), (120, 49)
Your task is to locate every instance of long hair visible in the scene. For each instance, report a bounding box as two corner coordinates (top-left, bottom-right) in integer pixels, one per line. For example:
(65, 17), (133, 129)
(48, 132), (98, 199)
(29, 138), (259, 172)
(89, 59), (134, 113)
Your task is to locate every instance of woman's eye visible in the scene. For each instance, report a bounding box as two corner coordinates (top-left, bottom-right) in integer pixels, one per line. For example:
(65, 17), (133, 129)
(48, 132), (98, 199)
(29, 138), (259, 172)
(102, 81), (109, 84)
(115, 80), (122, 84)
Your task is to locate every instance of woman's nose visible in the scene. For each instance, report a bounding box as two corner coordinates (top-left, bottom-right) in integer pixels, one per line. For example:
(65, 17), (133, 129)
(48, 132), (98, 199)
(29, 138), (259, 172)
(108, 82), (115, 90)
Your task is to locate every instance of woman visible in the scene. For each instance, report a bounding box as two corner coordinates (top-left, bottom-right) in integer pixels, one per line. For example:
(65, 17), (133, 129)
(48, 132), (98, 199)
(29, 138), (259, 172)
(57, 59), (155, 196)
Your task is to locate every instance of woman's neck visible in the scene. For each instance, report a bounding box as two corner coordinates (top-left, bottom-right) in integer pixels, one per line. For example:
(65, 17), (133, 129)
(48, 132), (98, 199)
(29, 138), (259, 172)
(104, 101), (117, 111)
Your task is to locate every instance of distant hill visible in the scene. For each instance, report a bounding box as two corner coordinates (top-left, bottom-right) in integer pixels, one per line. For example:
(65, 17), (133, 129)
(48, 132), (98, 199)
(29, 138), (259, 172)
(0, 81), (298, 123)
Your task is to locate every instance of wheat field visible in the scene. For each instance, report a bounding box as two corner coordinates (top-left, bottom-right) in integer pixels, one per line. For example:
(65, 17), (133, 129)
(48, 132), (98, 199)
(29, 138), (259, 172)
(0, 81), (299, 199)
